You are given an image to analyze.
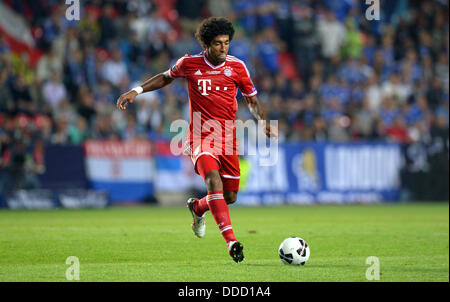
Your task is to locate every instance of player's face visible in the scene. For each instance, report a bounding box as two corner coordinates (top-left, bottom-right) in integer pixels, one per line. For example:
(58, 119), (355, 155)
(208, 35), (230, 64)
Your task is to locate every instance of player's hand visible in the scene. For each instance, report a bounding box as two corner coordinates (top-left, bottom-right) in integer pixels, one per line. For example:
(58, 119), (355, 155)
(265, 124), (279, 139)
(116, 90), (138, 110)
(260, 120), (278, 139)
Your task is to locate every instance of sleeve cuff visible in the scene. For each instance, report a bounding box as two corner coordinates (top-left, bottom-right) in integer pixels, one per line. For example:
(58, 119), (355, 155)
(242, 90), (258, 97)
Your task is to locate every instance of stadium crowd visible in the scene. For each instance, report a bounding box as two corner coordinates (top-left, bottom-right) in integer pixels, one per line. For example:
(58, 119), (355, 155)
(0, 0), (449, 193)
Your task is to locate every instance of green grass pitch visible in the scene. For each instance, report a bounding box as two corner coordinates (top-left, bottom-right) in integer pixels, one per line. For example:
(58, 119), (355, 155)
(0, 202), (448, 282)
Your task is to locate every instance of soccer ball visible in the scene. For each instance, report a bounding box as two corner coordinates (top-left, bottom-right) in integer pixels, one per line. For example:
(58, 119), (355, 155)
(278, 237), (310, 265)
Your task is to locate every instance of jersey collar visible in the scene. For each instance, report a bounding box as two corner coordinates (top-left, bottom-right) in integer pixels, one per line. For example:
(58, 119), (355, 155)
(203, 51), (226, 69)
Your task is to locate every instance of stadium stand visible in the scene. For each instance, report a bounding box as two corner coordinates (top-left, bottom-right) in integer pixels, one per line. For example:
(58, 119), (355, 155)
(0, 0), (448, 202)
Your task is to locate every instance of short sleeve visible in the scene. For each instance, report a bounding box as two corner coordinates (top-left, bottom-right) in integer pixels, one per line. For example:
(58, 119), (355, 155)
(168, 56), (187, 78)
(236, 61), (257, 97)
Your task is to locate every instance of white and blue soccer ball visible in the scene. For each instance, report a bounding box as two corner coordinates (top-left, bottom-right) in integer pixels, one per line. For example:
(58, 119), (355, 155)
(278, 237), (310, 265)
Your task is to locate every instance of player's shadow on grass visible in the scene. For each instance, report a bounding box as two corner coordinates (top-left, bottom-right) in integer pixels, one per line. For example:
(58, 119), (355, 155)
(244, 263), (284, 267)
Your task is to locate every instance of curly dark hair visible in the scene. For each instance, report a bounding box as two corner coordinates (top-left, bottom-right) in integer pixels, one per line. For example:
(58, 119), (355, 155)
(195, 17), (235, 49)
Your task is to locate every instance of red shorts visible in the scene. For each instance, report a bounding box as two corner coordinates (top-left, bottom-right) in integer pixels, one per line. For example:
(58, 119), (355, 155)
(188, 149), (240, 192)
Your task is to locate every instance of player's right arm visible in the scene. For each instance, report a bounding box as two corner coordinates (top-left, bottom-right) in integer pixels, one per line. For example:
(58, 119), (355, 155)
(116, 71), (174, 110)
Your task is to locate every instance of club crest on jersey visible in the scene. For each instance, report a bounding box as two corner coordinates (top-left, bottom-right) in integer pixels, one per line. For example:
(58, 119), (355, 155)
(224, 68), (232, 77)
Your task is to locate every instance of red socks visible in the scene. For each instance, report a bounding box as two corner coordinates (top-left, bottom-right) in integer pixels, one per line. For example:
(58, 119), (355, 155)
(195, 191), (236, 244)
(194, 196), (209, 217)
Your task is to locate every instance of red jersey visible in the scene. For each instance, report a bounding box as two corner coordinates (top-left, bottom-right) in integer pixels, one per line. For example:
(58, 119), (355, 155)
(168, 51), (257, 155)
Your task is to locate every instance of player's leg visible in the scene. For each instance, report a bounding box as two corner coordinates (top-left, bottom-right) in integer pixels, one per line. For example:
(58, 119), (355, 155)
(221, 153), (240, 205)
(222, 189), (244, 263)
(187, 158), (216, 220)
(223, 191), (237, 205)
(189, 195), (209, 217)
(195, 155), (243, 262)
(196, 156), (236, 241)
(219, 154), (243, 262)
(204, 169), (243, 262)
(186, 154), (220, 238)
(189, 175), (239, 215)
(189, 162), (223, 218)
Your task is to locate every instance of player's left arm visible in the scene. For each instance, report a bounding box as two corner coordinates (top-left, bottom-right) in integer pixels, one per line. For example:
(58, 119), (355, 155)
(244, 95), (278, 139)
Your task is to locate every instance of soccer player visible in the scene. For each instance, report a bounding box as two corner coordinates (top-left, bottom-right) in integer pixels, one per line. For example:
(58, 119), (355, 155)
(116, 17), (278, 263)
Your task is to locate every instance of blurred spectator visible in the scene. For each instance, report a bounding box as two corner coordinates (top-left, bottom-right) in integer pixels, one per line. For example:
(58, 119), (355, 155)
(52, 25), (81, 64)
(11, 74), (33, 114)
(53, 99), (77, 126)
(177, 0), (206, 20)
(229, 27), (253, 67)
(255, 28), (281, 74)
(50, 116), (70, 145)
(231, 0), (258, 34)
(379, 96), (401, 128)
(434, 53), (449, 92)
(317, 10), (347, 59)
(0, 140), (41, 196)
(208, 0), (232, 18)
(146, 10), (173, 43)
(365, 75), (383, 114)
(341, 18), (363, 59)
(299, 94), (319, 129)
(77, 90), (97, 127)
(404, 94), (432, 126)
(426, 76), (446, 111)
(0, 69), (13, 113)
(381, 73), (412, 107)
(328, 116), (350, 142)
(0, 35), (10, 54)
(42, 72), (67, 109)
(42, 9), (63, 49)
(122, 114), (146, 140)
(92, 114), (119, 140)
(312, 116), (328, 142)
(95, 81), (116, 106)
(352, 98), (375, 140)
(36, 48), (63, 82)
(408, 120), (430, 144)
(386, 116), (410, 143)
(66, 49), (87, 94)
(98, 3), (117, 48)
(398, 48), (422, 84)
(378, 37), (396, 82)
(101, 49), (129, 88)
(127, 0), (153, 18)
(170, 29), (198, 58)
(290, 2), (317, 79)
(69, 117), (89, 145)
